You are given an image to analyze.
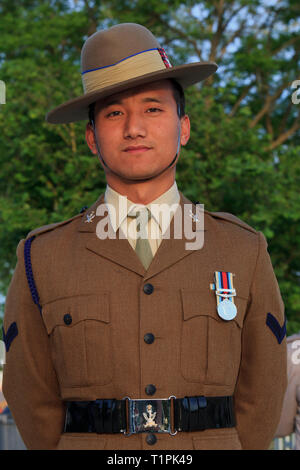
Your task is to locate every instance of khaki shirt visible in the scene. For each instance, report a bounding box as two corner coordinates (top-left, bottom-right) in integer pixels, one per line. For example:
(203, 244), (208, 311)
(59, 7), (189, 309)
(104, 181), (180, 255)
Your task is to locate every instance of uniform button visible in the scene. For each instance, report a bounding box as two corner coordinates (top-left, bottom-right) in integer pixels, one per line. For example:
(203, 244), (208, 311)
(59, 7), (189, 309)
(63, 314), (72, 325)
(144, 333), (155, 344)
(145, 384), (156, 395)
(143, 283), (154, 295)
(146, 433), (157, 445)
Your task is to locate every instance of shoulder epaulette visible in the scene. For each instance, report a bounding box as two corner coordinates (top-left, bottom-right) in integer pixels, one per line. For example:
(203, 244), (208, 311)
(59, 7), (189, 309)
(205, 210), (258, 234)
(25, 212), (83, 239)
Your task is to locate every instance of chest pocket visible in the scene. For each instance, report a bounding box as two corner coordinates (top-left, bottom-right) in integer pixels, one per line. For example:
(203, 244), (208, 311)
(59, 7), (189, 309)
(42, 293), (112, 388)
(180, 288), (248, 386)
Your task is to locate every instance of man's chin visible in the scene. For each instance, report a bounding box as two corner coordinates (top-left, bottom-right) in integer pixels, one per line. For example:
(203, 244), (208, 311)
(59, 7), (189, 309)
(109, 167), (162, 182)
(122, 172), (158, 182)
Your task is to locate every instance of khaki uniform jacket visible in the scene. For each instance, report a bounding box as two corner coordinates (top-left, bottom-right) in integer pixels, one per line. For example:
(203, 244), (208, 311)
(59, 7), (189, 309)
(2, 192), (287, 450)
(275, 334), (300, 449)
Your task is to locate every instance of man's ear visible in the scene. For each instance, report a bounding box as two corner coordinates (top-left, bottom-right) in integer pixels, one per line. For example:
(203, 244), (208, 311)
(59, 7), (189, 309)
(180, 114), (190, 146)
(85, 122), (97, 155)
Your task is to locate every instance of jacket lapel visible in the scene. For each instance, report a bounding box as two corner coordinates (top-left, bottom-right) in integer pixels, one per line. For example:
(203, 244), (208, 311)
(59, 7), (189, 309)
(78, 191), (206, 278)
(79, 193), (145, 276)
(144, 192), (206, 280)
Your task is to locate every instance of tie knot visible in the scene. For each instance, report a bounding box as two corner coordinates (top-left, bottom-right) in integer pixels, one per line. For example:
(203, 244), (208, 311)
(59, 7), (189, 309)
(128, 206), (151, 222)
(128, 206), (151, 236)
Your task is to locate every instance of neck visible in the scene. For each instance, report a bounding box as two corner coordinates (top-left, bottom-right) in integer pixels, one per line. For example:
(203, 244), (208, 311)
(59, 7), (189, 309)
(105, 172), (176, 205)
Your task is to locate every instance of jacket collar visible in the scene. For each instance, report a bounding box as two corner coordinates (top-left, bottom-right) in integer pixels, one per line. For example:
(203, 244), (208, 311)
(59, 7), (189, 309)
(78, 191), (206, 280)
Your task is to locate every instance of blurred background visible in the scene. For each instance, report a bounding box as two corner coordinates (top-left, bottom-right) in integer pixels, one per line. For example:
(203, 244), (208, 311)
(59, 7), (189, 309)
(0, 0), (299, 449)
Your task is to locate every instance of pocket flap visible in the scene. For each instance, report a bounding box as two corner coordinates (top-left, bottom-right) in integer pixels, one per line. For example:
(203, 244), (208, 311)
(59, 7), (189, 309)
(42, 293), (110, 334)
(181, 287), (246, 329)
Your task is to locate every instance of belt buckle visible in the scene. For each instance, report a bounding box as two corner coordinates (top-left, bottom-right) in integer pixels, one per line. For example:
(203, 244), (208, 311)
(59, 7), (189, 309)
(122, 396), (177, 436)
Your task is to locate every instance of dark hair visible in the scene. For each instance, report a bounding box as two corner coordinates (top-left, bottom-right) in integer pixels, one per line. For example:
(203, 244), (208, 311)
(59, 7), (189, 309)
(170, 79), (186, 119)
(88, 79), (185, 126)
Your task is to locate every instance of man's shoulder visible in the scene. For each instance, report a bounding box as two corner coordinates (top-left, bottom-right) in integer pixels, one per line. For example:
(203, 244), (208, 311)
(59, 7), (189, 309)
(180, 193), (258, 236)
(204, 209), (258, 235)
(25, 208), (86, 240)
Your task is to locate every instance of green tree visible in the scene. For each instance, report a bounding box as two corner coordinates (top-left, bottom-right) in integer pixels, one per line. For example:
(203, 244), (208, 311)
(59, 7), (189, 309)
(0, 0), (299, 334)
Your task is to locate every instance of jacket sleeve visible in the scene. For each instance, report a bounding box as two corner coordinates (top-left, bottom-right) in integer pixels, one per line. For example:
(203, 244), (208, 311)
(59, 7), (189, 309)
(234, 231), (287, 449)
(2, 238), (65, 450)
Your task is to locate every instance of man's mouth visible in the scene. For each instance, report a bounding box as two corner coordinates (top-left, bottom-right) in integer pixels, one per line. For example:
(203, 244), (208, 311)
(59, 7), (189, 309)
(123, 145), (152, 154)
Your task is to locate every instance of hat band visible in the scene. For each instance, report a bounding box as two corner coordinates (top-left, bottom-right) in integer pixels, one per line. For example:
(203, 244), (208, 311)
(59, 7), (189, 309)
(82, 48), (172, 95)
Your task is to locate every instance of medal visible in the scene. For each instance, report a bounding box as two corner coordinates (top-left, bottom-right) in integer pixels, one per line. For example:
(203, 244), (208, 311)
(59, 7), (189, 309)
(217, 298), (237, 321)
(213, 271), (237, 321)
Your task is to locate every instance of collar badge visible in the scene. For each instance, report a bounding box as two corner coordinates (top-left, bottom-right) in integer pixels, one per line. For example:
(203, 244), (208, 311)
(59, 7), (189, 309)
(85, 210), (95, 223)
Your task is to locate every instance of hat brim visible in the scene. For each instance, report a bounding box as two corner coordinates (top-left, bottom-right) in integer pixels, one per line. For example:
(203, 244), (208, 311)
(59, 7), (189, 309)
(46, 61), (217, 124)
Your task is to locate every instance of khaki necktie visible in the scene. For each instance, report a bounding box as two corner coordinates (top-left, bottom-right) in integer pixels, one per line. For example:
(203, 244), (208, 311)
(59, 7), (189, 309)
(128, 207), (153, 270)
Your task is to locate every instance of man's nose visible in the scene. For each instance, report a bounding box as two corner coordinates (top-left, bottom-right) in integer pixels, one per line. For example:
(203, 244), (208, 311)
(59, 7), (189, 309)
(124, 112), (146, 139)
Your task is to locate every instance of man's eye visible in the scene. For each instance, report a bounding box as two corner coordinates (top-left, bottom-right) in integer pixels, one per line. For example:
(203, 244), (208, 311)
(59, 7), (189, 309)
(107, 110), (122, 117)
(146, 107), (162, 113)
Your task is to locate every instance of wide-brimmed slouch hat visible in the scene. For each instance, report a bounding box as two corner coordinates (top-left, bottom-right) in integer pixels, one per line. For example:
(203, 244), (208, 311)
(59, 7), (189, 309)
(46, 23), (218, 124)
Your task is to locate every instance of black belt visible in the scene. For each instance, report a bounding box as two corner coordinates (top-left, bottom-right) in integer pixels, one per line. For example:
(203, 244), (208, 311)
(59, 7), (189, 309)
(64, 395), (235, 435)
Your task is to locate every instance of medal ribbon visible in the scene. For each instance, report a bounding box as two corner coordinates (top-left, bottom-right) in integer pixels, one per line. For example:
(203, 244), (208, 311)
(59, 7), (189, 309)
(214, 271), (236, 306)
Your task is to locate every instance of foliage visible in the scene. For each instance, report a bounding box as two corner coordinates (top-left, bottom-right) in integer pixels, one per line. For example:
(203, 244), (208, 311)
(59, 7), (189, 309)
(0, 0), (299, 334)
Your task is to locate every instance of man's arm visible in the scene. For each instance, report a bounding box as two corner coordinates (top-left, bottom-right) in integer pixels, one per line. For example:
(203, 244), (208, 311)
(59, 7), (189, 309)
(2, 238), (65, 450)
(234, 231), (287, 449)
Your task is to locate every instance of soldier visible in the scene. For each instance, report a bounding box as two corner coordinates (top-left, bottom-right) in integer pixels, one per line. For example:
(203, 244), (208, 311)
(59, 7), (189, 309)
(2, 23), (287, 450)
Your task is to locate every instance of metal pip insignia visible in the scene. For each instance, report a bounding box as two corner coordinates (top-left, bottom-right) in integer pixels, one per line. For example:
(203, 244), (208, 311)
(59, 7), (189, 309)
(189, 209), (200, 222)
(85, 210), (95, 223)
(214, 271), (237, 321)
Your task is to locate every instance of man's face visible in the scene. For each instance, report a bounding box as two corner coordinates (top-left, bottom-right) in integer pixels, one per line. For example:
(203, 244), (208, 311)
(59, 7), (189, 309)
(86, 80), (190, 182)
